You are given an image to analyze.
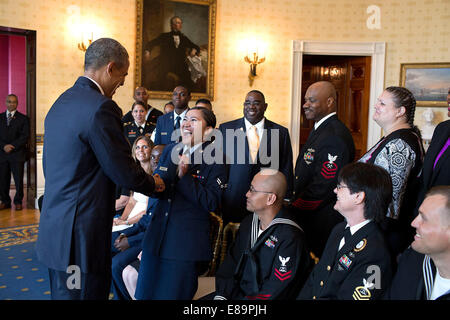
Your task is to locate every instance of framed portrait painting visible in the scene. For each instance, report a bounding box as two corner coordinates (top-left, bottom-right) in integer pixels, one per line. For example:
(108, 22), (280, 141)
(400, 63), (450, 107)
(136, 0), (216, 100)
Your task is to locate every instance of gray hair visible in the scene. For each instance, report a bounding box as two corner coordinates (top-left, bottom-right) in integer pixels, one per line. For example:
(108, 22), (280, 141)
(84, 38), (129, 71)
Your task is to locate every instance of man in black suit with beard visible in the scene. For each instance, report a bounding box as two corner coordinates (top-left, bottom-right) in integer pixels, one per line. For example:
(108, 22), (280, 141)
(0, 94), (30, 211)
(143, 16), (200, 91)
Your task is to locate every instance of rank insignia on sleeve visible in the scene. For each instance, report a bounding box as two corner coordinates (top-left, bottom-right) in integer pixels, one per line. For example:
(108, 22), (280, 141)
(303, 148), (315, 165)
(352, 278), (375, 300)
(321, 154), (338, 179)
(338, 254), (352, 269)
(354, 238), (367, 252)
(274, 256), (292, 281)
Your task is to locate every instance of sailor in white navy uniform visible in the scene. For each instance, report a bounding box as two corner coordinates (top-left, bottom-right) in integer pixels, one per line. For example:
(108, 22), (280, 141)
(384, 186), (450, 300)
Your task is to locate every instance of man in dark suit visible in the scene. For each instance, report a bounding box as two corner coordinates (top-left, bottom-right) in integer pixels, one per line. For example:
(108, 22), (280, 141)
(143, 16), (199, 91)
(121, 86), (163, 125)
(298, 162), (393, 300)
(415, 88), (450, 210)
(291, 81), (355, 258)
(0, 94), (30, 210)
(152, 85), (191, 145)
(218, 90), (294, 224)
(35, 38), (164, 300)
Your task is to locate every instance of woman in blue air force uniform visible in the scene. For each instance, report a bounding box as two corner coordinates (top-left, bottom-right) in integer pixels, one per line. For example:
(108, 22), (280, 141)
(135, 107), (227, 300)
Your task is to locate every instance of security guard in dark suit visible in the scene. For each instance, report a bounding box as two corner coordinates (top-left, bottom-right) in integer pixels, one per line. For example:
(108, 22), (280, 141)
(0, 94), (30, 210)
(121, 86), (163, 125)
(298, 163), (393, 300)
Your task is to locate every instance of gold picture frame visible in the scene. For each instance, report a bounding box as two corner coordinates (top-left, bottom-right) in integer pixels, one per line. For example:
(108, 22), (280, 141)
(135, 0), (216, 101)
(400, 62), (450, 107)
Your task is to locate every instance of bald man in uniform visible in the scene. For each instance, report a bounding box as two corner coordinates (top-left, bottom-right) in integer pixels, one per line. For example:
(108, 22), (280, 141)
(291, 81), (355, 258)
(211, 169), (311, 300)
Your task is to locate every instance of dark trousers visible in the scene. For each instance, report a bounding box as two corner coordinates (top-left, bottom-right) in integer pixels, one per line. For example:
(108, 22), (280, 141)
(111, 245), (142, 300)
(135, 254), (200, 300)
(48, 267), (111, 300)
(0, 159), (24, 205)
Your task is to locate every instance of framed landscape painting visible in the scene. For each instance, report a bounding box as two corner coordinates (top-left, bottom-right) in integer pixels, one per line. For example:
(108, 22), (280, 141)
(135, 0), (216, 100)
(400, 63), (450, 107)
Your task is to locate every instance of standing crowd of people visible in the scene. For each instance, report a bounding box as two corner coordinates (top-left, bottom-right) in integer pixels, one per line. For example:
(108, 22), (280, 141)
(30, 38), (450, 301)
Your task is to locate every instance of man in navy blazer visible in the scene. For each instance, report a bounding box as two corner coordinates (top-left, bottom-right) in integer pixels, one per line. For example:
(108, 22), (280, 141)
(0, 94), (30, 210)
(415, 88), (450, 210)
(36, 38), (164, 300)
(152, 85), (191, 145)
(218, 90), (294, 224)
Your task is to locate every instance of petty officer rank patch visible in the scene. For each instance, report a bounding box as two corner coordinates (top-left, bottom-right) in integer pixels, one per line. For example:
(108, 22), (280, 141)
(321, 153), (338, 179)
(274, 256), (292, 281)
(303, 148), (315, 165)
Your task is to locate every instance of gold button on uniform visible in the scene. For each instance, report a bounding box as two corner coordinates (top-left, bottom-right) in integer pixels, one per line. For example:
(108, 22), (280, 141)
(327, 265), (331, 271)
(320, 281), (324, 287)
(313, 296), (316, 299)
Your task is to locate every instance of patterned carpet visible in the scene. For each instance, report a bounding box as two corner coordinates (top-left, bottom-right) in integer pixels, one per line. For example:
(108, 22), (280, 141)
(0, 224), (50, 300)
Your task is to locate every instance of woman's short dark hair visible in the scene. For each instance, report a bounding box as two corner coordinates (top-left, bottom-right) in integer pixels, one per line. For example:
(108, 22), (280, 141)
(338, 162), (392, 223)
(188, 106), (216, 128)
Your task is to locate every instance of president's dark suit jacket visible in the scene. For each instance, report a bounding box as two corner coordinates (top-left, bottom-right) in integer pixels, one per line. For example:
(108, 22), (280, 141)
(0, 110), (30, 162)
(218, 117), (294, 223)
(36, 76), (156, 274)
(416, 120), (450, 208)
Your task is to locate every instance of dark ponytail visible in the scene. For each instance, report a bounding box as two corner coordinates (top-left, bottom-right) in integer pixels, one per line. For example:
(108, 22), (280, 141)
(385, 86), (422, 139)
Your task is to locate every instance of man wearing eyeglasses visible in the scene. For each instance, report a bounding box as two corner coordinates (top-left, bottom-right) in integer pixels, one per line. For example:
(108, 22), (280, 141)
(298, 162), (393, 300)
(208, 169), (311, 300)
(218, 90), (294, 225)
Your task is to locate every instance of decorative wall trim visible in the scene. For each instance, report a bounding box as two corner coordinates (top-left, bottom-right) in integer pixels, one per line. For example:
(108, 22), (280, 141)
(290, 40), (386, 159)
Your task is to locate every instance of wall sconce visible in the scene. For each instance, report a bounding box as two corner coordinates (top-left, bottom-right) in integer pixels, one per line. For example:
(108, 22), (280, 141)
(244, 42), (265, 86)
(78, 32), (93, 52)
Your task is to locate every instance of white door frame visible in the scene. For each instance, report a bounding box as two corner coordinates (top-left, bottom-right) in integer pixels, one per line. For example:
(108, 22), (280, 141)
(289, 40), (386, 159)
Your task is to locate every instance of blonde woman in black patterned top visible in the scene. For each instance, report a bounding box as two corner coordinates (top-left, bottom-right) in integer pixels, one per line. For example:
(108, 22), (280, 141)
(359, 86), (424, 257)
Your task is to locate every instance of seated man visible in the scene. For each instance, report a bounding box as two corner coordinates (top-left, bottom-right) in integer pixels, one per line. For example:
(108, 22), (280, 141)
(208, 169), (311, 300)
(384, 186), (450, 300)
(298, 162), (393, 300)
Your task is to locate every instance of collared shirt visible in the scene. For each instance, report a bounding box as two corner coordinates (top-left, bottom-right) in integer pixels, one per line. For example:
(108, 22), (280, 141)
(6, 110), (16, 118)
(182, 142), (203, 155)
(244, 117), (265, 143)
(315, 112), (336, 130)
(134, 121), (146, 131)
(338, 219), (372, 251)
(174, 108), (189, 127)
(83, 76), (105, 96)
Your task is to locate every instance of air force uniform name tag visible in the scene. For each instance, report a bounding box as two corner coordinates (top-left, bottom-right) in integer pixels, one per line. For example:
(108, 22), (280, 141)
(303, 148), (315, 164)
(159, 166), (168, 172)
(161, 131), (168, 135)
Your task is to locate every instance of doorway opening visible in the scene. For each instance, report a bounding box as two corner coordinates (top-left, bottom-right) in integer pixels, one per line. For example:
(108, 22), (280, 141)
(0, 26), (37, 209)
(300, 55), (372, 160)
